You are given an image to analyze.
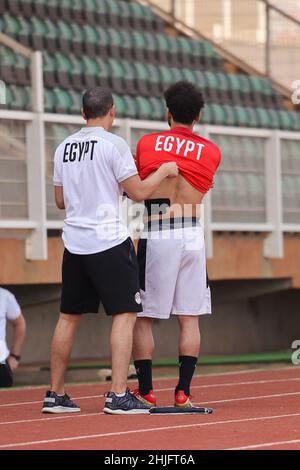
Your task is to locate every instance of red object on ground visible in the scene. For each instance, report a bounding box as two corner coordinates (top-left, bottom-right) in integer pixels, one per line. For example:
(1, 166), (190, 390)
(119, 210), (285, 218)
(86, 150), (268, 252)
(0, 367), (300, 450)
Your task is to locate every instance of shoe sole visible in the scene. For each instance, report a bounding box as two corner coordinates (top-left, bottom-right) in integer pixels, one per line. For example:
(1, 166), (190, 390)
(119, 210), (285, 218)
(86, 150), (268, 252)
(103, 407), (150, 415)
(42, 406), (81, 414)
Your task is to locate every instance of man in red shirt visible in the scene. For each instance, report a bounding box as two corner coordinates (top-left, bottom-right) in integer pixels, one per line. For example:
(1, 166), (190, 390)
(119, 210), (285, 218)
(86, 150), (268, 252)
(133, 81), (221, 407)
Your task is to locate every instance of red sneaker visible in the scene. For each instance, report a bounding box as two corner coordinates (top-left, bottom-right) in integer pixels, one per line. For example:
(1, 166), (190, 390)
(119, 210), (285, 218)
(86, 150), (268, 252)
(175, 390), (193, 408)
(133, 389), (157, 406)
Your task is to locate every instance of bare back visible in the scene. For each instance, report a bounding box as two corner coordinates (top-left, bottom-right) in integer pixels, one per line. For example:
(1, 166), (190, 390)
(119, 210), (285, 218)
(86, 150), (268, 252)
(146, 173), (205, 219)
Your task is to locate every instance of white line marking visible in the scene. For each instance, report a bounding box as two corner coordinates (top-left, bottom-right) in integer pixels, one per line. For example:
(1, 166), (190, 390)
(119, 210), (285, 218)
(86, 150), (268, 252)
(0, 413), (102, 426)
(1, 412), (300, 449)
(1, 390), (300, 427)
(0, 365), (295, 393)
(227, 439), (300, 450)
(193, 391), (300, 405)
(1, 376), (300, 408)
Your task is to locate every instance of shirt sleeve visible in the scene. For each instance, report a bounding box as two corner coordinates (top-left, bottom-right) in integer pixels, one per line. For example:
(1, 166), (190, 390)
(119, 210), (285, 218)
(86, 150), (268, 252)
(135, 140), (141, 172)
(53, 146), (63, 186)
(6, 292), (21, 321)
(112, 143), (138, 183)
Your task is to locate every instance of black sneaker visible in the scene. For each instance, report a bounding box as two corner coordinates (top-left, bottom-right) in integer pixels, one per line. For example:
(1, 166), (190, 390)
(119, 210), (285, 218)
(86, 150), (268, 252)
(42, 390), (81, 414)
(103, 389), (151, 415)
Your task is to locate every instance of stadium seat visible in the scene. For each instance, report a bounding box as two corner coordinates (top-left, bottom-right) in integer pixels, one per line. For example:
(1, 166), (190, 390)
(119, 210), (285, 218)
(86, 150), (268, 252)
(107, 58), (125, 95)
(123, 95), (138, 119)
(113, 94), (126, 118)
(136, 96), (153, 120)
(82, 56), (100, 88)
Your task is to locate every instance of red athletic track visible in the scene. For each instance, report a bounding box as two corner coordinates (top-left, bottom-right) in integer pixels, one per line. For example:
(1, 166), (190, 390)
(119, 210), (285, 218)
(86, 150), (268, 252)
(0, 366), (300, 450)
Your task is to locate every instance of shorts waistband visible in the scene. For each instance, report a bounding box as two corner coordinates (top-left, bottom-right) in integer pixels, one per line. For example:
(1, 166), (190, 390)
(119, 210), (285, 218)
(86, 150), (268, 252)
(144, 217), (200, 232)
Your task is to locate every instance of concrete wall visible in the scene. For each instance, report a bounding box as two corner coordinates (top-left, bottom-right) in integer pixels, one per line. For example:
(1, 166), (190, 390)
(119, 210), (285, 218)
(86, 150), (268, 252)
(5, 282), (300, 364)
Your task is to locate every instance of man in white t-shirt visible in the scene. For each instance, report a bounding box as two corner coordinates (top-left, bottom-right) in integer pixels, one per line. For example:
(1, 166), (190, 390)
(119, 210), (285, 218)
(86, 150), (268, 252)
(0, 287), (26, 388)
(42, 87), (178, 415)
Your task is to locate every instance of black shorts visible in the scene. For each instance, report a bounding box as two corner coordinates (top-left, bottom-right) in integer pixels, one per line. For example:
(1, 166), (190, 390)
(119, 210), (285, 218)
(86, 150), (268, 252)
(61, 237), (143, 316)
(0, 361), (13, 388)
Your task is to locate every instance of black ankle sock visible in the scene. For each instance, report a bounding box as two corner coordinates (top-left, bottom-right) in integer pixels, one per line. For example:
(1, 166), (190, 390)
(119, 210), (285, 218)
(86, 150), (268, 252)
(134, 359), (153, 395)
(175, 355), (198, 396)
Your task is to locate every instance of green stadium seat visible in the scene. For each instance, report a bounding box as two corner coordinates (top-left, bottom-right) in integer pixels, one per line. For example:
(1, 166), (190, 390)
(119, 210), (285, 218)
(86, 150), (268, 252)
(106, 28), (123, 61)
(136, 96), (153, 120)
(145, 64), (162, 96)
(30, 16), (47, 50)
(47, 0), (60, 21)
(94, 57), (110, 89)
(55, 52), (72, 89)
(244, 106), (259, 127)
(81, 0), (97, 26)
(82, 56), (99, 88)
(33, 0), (49, 20)
(131, 30), (148, 62)
(255, 108), (272, 128)
(95, 27), (109, 60)
(133, 62), (151, 97)
(223, 105), (237, 126)
(149, 97), (166, 120)
(82, 24), (99, 57)
(118, 1), (132, 30)
(123, 95), (138, 119)
(277, 110), (294, 130)
(120, 60), (136, 95)
(68, 89), (82, 114)
(15, 53), (30, 85)
(44, 18), (58, 53)
(210, 104), (227, 125)
(177, 36), (194, 68)
(56, 20), (73, 54)
(44, 88), (56, 112)
(43, 52), (56, 88)
(70, 22), (85, 56)
(234, 105), (250, 127)
(108, 58), (125, 95)
(144, 32), (159, 64)
(9, 85), (30, 110)
(52, 87), (72, 113)
(58, 0), (73, 23)
(0, 47), (17, 85)
(113, 94), (126, 118)
(155, 33), (171, 66)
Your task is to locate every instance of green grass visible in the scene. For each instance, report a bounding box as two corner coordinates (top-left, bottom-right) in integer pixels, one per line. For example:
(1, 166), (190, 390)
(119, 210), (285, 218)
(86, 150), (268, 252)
(40, 351), (293, 371)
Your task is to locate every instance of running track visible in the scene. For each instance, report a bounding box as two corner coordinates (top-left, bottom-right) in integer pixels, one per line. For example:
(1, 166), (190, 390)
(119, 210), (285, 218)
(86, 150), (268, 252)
(0, 367), (300, 450)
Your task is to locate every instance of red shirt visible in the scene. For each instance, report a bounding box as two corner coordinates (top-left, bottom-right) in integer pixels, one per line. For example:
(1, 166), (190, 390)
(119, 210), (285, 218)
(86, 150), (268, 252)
(136, 127), (221, 194)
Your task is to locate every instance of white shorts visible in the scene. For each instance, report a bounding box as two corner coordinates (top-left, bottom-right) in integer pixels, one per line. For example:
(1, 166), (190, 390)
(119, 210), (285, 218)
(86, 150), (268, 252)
(137, 218), (211, 320)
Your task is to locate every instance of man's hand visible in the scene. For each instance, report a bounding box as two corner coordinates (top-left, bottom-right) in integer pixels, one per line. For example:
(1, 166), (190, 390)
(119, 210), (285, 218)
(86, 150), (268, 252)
(159, 162), (179, 178)
(7, 356), (19, 373)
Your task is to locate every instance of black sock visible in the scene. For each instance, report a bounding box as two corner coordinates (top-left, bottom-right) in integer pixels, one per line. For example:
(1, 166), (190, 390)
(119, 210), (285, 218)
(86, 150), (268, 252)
(175, 356), (198, 396)
(134, 359), (153, 395)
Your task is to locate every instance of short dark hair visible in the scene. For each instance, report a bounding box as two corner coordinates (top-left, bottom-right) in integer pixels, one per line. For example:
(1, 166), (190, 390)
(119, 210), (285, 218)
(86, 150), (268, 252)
(164, 81), (205, 124)
(82, 87), (114, 120)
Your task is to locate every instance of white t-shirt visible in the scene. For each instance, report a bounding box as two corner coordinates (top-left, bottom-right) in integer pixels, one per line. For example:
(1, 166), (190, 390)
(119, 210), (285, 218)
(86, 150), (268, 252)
(0, 288), (21, 363)
(53, 127), (138, 254)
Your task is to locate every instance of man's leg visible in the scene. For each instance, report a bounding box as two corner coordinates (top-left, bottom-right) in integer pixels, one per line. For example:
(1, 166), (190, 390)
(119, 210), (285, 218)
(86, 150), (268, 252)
(110, 312), (137, 394)
(175, 315), (200, 398)
(50, 313), (81, 395)
(132, 317), (155, 397)
(0, 363), (13, 388)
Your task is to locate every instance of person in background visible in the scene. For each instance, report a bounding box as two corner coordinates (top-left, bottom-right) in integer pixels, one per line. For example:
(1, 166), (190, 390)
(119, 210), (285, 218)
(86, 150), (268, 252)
(0, 287), (26, 387)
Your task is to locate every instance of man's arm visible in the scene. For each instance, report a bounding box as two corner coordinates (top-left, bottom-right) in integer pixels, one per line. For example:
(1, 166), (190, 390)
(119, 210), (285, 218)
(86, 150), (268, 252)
(7, 313), (26, 373)
(122, 162), (178, 202)
(55, 186), (65, 210)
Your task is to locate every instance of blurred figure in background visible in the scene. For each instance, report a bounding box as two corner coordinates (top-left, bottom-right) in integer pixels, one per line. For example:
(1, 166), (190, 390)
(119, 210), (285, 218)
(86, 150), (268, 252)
(0, 287), (26, 387)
